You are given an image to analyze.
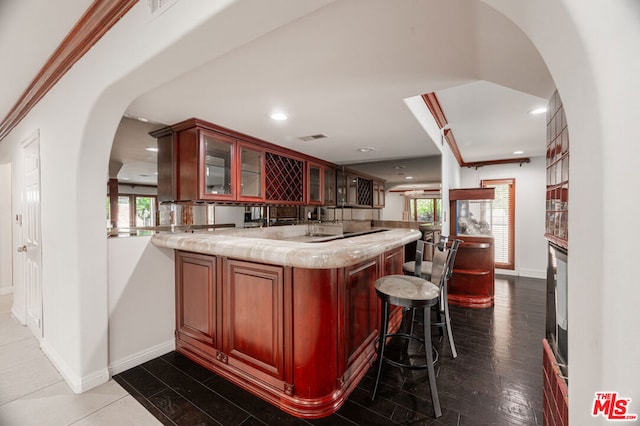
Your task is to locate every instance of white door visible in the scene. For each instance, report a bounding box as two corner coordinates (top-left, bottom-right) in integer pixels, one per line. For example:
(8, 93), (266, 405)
(19, 131), (43, 339)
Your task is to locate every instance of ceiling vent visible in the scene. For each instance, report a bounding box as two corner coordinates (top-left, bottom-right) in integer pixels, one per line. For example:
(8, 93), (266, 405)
(298, 134), (328, 142)
(148, 0), (179, 16)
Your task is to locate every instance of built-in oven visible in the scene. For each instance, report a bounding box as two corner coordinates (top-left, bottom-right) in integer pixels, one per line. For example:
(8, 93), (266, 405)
(546, 242), (568, 379)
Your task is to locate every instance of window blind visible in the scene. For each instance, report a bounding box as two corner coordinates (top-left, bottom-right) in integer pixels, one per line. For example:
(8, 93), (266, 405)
(482, 179), (515, 269)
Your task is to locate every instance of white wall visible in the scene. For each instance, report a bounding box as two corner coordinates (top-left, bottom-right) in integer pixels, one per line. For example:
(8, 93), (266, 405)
(381, 191), (405, 221)
(441, 138), (462, 237)
(0, 163), (12, 294)
(0, 0), (335, 393)
(483, 0), (640, 423)
(460, 157), (546, 278)
(107, 236), (175, 374)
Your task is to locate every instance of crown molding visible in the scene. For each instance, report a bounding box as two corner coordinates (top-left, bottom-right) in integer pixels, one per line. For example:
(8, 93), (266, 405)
(0, 0), (138, 142)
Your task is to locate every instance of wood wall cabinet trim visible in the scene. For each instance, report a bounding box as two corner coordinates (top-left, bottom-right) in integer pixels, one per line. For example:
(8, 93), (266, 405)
(173, 245), (405, 418)
(198, 130), (237, 202)
(236, 142), (265, 202)
(372, 180), (385, 208)
(323, 167), (336, 205)
(152, 117), (388, 206)
(307, 162), (324, 205)
(175, 251), (217, 347)
(223, 259), (291, 390)
(264, 151), (305, 204)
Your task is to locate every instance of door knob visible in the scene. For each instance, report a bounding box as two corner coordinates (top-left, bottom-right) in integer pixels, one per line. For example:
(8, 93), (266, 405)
(17, 245), (27, 253)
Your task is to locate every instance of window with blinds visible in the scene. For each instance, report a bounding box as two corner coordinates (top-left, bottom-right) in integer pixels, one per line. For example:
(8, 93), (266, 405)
(481, 179), (515, 269)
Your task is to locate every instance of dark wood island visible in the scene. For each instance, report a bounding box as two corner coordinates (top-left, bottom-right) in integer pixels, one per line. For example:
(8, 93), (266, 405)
(152, 225), (420, 418)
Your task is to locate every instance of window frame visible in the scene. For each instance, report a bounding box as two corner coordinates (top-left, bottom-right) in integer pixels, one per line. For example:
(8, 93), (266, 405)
(409, 197), (442, 224)
(481, 178), (515, 270)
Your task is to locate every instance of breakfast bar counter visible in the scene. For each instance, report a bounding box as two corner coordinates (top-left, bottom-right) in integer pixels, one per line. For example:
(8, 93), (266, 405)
(151, 225), (420, 418)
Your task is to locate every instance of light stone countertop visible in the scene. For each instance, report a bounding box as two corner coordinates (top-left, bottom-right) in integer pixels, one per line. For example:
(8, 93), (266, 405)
(151, 224), (421, 269)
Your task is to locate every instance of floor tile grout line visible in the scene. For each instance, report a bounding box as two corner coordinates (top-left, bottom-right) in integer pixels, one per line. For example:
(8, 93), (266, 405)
(0, 335), (35, 349)
(138, 362), (234, 426)
(346, 397), (403, 425)
(155, 356), (255, 419)
(65, 393), (130, 426)
(0, 377), (65, 408)
(115, 375), (179, 426)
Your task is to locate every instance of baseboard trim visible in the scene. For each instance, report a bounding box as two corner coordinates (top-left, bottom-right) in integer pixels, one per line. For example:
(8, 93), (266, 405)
(40, 339), (109, 394)
(518, 268), (546, 279)
(109, 339), (176, 376)
(496, 268), (546, 280)
(0, 286), (13, 295)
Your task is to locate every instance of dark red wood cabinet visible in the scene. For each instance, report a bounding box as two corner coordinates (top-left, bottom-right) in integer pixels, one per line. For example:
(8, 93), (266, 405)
(448, 188), (496, 308)
(174, 246), (404, 418)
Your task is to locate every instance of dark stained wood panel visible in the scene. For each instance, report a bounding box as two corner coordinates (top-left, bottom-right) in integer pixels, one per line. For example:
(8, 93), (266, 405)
(223, 259), (287, 381)
(343, 259), (378, 366)
(175, 251), (216, 346)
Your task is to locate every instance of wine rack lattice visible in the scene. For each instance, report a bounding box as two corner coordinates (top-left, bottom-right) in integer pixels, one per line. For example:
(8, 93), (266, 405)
(265, 152), (304, 202)
(357, 178), (372, 206)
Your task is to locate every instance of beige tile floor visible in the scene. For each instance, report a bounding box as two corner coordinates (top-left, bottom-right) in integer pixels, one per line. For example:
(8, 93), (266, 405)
(0, 293), (161, 426)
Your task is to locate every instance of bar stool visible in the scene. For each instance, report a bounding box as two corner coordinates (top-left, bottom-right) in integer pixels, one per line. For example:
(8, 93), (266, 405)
(402, 236), (449, 279)
(369, 273), (443, 418)
(404, 238), (461, 359)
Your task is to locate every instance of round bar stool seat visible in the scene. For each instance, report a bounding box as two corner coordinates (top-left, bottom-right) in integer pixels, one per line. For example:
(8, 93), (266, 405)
(375, 275), (439, 308)
(370, 274), (442, 418)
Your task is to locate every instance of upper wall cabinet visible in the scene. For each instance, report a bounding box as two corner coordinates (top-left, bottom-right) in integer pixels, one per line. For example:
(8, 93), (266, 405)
(265, 152), (304, 204)
(238, 143), (265, 202)
(372, 180), (385, 208)
(152, 118), (384, 206)
(307, 162), (337, 206)
(336, 168), (381, 208)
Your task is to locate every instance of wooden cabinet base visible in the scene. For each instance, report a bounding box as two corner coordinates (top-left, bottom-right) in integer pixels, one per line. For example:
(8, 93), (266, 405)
(447, 237), (495, 309)
(174, 248), (404, 418)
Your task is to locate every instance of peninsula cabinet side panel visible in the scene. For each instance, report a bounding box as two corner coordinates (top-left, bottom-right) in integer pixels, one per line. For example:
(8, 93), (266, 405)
(342, 258), (379, 370)
(175, 251), (217, 348)
(223, 259), (291, 391)
(291, 268), (339, 398)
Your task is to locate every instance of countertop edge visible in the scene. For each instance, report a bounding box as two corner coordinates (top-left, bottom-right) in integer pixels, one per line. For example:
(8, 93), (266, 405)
(151, 228), (421, 269)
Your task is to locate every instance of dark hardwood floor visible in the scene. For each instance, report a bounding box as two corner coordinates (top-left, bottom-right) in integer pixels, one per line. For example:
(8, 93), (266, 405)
(115, 275), (545, 425)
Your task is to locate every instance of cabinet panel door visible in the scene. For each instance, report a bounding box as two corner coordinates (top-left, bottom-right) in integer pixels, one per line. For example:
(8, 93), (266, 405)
(238, 144), (264, 202)
(200, 131), (236, 201)
(175, 251), (216, 346)
(343, 258), (378, 366)
(307, 163), (323, 205)
(382, 246), (404, 276)
(323, 167), (336, 205)
(223, 260), (287, 381)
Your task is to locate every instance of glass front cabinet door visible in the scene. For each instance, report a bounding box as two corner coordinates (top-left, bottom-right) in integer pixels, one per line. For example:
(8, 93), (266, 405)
(238, 144), (264, 202)
(201, 131), (235, 201)
(308, 163), (323, 205)
(323, 167), (336, 205)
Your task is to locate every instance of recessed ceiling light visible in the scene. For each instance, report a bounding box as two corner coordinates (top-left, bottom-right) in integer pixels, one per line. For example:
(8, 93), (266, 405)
(393, 165), (406, 170)
(405, 176), (414, 180)
(120, 177), (129, 181)
(270, 112), (288, 121)
(146, 147), (159, 152)
(529, 107), (547, 115)
(358, 147), (375, 152)
(513, 150), (524, 155)
(137, 117), (149, 123)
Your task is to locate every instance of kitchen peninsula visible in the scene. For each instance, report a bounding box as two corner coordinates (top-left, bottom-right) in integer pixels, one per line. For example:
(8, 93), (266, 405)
(151, 225), (420, 418)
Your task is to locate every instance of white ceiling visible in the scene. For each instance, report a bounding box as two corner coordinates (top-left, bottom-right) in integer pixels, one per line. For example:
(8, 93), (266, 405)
(1, 0), (555, 186)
